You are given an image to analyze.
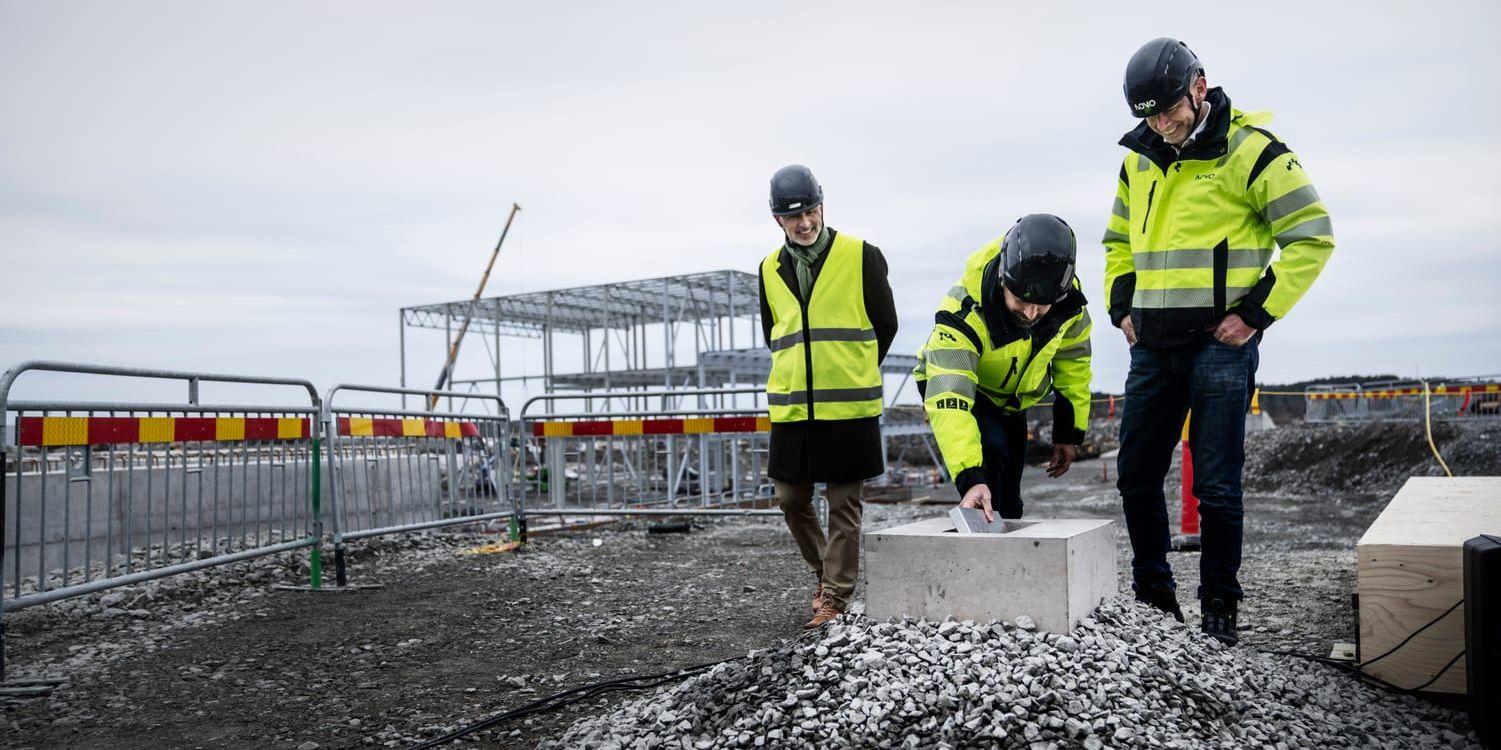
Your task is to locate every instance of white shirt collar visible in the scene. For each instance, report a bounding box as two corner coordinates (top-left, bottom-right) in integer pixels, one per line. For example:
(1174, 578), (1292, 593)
(1175, 100), (1213, 152)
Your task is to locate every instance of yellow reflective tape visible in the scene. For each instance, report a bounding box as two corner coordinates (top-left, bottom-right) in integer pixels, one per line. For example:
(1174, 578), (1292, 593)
(402, 419), (425, 437)
(542, 422), (572, 437)
(277, 418), (302, 439)
(139, 417), (175, 443)
(614, 420), (643, 436)
(683, 418), (714, 434)
(755, 417), (771, 432)
(349, 417), (374, 437)
(444, 422), (461, 439)
(42, 417), (89, 446)
(215, 418), (246, 442)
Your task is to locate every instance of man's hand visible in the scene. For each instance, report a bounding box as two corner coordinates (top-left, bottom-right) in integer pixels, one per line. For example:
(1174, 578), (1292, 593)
(1047, 444), (1077, 478)
(1121, 316), (1138, 346)
(959, 483), (994, 523)
(1212, 313), (1256, 347)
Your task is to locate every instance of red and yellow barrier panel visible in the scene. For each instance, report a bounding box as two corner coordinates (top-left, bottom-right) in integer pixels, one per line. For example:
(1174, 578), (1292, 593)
(531, 416), (770, 438)
(1306, 383), (1500, 401)
(335, 417), (481, 439)
(17, 416), (311, 447)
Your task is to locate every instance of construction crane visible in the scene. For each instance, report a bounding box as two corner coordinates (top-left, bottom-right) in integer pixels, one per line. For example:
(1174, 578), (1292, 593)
(429, 203), (521, 410)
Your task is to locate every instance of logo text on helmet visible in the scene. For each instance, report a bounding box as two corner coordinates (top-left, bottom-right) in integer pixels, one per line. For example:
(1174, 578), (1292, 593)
(1133, 100), (1156, 111)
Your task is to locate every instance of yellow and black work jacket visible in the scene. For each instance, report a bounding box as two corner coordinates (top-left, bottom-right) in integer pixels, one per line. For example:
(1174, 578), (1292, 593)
(1103, 88), (1334, 348)
(761, 230), (885, 423)
(915, 239), (1092, 490)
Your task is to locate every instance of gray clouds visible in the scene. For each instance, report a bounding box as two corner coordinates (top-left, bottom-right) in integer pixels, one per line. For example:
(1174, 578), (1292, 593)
(2, 0), (1498, 405)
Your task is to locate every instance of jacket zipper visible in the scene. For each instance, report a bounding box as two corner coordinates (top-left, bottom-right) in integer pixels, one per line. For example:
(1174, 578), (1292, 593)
(1141, 181), (1157, 233)
(1000, 356), (1018, 390)
(1014, 340), (1046, 398)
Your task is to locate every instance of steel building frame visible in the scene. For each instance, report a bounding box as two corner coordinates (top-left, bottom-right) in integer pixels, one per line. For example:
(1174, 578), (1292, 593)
(399, 269), (919, 411)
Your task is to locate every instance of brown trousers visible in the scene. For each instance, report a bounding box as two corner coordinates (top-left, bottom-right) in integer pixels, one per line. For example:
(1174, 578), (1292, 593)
(776, 480), (863, 609)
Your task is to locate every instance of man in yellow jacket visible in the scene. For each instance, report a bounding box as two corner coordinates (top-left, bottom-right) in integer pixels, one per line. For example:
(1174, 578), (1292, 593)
(916, 214), (1092, 522)
(1104, 39), (1334, 645)
(759, 165), (898, 629)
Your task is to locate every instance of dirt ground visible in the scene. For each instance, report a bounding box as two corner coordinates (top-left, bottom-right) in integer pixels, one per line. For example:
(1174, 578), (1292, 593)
(0, 443), (1465, 749)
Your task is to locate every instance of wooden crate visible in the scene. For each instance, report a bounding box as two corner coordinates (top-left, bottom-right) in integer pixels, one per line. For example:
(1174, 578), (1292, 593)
(1356, 476), (1501, 694)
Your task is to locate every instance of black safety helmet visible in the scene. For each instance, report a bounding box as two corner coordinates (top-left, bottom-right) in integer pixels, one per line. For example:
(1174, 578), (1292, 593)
(769, 164), (823, 216)
(1000, 214), (1076, 304)
(1123, 37), (1204, 118)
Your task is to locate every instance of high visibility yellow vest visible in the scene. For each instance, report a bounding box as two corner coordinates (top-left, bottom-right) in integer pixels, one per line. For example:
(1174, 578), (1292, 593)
(761, 231), (883, 423)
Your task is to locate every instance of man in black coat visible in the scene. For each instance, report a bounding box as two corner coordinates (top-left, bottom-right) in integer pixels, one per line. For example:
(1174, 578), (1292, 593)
(757, 165), (898, 628)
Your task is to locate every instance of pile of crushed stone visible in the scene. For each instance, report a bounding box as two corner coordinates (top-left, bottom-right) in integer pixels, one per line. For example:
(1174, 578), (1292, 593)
(1244, 420), (1499, 496)
(542, 599), (1479, 749)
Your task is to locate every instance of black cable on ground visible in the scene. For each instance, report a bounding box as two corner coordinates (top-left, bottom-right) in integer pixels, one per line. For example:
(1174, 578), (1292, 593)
(1256, 598), (1465, 695)
(405, 657), (741, 750)
(404, 629), (827, 749)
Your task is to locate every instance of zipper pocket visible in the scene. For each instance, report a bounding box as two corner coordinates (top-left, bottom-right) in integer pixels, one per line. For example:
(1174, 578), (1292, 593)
(1141, 181), (1157, 233)
(1000, 355), (1018, 390)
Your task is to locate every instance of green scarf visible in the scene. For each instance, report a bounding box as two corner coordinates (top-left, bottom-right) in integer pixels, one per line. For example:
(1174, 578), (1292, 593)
(784, 227), (831, 300)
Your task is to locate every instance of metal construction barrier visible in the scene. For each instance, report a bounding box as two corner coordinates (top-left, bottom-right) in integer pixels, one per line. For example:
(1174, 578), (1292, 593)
(519, 387), (784, 521)
(322, 385), (511, 585)
(1, 361), (324, 686)
(1306, 378), (1501, 422)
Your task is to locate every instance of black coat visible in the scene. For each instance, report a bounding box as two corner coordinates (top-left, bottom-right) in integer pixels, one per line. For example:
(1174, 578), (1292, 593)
(757, 229), (899, 484)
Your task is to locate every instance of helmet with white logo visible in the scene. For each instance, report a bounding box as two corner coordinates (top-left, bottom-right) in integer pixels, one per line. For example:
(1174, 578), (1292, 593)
(769, 165), (823, 216)
(1123, 37), (1203, 118)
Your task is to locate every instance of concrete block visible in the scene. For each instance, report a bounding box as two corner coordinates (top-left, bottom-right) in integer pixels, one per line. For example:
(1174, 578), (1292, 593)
(863, 515), (1117, 633)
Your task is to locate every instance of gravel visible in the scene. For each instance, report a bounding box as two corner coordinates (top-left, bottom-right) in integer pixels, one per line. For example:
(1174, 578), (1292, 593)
(2, 531), (496, 687)
(1244, 420), (1499, 496)
(543, 599), (1482, 749)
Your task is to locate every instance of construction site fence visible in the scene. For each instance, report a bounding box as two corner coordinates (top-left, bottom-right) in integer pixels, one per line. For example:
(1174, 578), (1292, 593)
(1304, 378), (1501, 423)
(517, 387), (785, 526)
(323, 384), (512, 585)
(0, 361), (326, 681)
(0, 362), (521, 681)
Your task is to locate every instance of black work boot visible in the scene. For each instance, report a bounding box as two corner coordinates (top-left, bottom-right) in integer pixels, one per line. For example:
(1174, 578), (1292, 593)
(1133, 581), (1185, 623)
(1201, 598), (1239, 646)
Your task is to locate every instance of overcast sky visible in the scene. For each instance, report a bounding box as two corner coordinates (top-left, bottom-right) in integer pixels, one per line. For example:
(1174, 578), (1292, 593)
(2, 1), (1498, 408)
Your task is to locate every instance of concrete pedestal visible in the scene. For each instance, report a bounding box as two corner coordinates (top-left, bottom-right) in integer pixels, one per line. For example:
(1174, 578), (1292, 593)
(863, 516), (1117, 633)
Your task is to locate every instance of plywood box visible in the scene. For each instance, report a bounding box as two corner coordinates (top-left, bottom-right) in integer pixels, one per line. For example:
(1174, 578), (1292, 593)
(1357, 476), (1501, 694)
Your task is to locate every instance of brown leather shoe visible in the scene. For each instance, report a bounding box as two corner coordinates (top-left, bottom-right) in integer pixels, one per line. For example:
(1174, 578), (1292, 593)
(811, 577), (824, 614)
(803, 600), (844, 629)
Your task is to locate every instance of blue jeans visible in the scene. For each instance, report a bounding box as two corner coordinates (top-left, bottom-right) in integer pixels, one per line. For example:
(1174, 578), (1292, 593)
(1116, 335), (1259, 602)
